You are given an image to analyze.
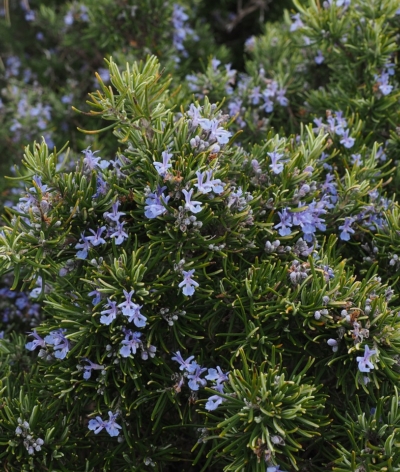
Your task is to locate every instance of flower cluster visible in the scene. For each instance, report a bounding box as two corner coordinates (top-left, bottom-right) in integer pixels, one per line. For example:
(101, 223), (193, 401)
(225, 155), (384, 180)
(119, 329), (156, 360)
(171, 3), (198, 61)
(374, 63), (395, 96)
(275, 199), (328, 242)
(15, 418), (44, 455)
(99, 289), (146, 327)
(171, 352), (229, 410)
(25, 328), (70, 360)
(313, 111), (355, 149)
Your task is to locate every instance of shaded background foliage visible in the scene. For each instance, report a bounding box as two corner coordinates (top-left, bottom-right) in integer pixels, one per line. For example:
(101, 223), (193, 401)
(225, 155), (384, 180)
(1, 1), (400, 472)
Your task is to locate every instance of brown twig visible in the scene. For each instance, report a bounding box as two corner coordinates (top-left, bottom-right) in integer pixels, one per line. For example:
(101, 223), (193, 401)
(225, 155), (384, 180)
(225, 0), (270, 32)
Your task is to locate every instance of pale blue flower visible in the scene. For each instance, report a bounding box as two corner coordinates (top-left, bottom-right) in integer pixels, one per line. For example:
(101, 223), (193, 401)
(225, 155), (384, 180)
(179, 269), (199, 296)
(100, 299), (119, 325)
(44, 329), (70, 359)
(195, 170), (224, 194)
(205, 366), (229, 384)
(315, 50), (325, 64)
(290, 13), (304, 32)
(182, 189), (203, 214)
(86, 226), (107, 246)
(356, 345), (377, 373)
(110, 222), (128, 245)
(88, 416), (106, 434)
(82, 147), (101, 171)
(267, 466), (287, 472)
(171, 351), (195, 371)
(154, 151), (173, 177)
(103, 202), (125, 223)
(144, 186), (170, 219)
(25, 330), (45, 351)
(187, 103), (202, 128)
(268, 151), (285, 174)
(105, 411), (122, 437)
(275, 208), (292, 236)
(118, 290), (137, 317)
(118, 290), (147, 327)
(88, 411), (122, 437)
(339, 129), (355, 148)
(199, 118), (232, 145)
(205, 383), (226, 411)
(141, 344), (157, 360)
(120, 331), (142, 357)
(187, 364), (207, 390)
(82, 358), (104, 380)
(338, 217), (355, 241)
(88, 289), (102, 305)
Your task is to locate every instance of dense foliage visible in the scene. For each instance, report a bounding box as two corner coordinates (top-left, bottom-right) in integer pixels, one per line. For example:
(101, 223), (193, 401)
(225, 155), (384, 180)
(1, 1), (400, 471)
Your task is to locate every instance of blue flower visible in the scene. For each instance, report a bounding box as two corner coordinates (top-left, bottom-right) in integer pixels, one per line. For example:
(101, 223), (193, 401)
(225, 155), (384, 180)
(338, 217), (355, 241)
(275, 208), (292, 236)
(75, 233), (92, 259)
(30, 175), (48, 194)
(88, 416), (106, 434)
(82, 147), (101, 171)
(187, 103), (202, 128)
(141, 344), (157, 360)
(88, 289), (102, 306)
(103, 202), (125, 223)
(109, 222), (128, 245)
(179, 269), (199, 296)
(154, 150), (173, 177)
(128, 305), (147, 327)
(198, 118), (232, 145)
(118, 290), (136, 316)
(339, 129), (355, 148)
(171, 351), (195, 371)
(267, 466), (287, 472)
(25, 330), (45, 351)
(44, 329), (70, 359)
(182, 189), (203, 214)
(88, 411), (122, 437)
(205, 366), (229, 384)
(290, 13), (304, 32)
(105, 411), (122, 437)
(92, 176), (108, 198)
(82, 358), (104, 380)
(249, 86), (262, 105)
(144, 186), (170, 219)
(187, 364), (207, 390)
(86, 226), (107, 246)
(118, 290), (147, 327)
(119, 330), (142, 357)
(315, 50), (325, 65)
(205, 383), (226, 411)
(195, 170), (224, 194)
(100, 299), (119, 325)
(268, 151), (285, 174)
(356, 345), (377, 373)
(351, 154), (362, 165)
